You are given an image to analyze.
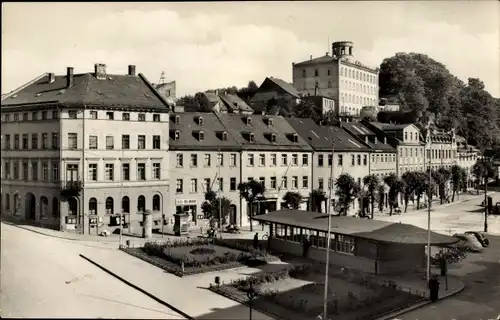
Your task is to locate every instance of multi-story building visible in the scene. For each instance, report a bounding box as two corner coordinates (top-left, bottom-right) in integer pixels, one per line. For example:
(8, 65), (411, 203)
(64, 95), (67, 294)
(287, 118), (371, 214)
(424, 128), (458, 171)
(341, 122), (397, 178)
(456, 135), (479, 187)
(364, 122), (425, 176)
(168, 112), (241, 226)
(302, 95), (336, 116)
(216, 113), (313, 224)
(250, 77), (302, 114)
(1, 63), (171, 233)
(292, 41), (379, 119)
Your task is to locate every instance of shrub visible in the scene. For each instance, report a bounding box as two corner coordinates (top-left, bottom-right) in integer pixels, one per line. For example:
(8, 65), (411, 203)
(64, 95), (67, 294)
(190, 247), (216, 255)
(232, 264), (312, 291)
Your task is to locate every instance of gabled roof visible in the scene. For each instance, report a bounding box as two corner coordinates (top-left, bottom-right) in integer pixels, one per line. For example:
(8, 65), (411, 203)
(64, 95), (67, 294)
(267, 77), (300, 98)
(341, 122), (396, 152)
(293, 55), (335, 67)
(252, 209), (458, 245)
(218, 94), (253, 113)
(371, 122), (413, 131)
(1, 71), (171, 112)
(215, 113), (312, 151)
(286, 117), (371, 152)
(169, 112), (240, 151)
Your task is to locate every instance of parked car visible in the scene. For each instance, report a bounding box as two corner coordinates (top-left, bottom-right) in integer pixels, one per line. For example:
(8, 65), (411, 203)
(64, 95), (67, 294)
(452, 233), (484, 252)
(465, 231), (489, 247)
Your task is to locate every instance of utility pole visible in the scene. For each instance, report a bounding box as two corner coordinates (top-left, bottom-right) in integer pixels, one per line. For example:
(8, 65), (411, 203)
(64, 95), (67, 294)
(218, 150), (223, 239)
(119, 146), (124, 247)
(426, 123), (432, 283)
(323, 140), (335, 320)
(483, 156), (488, 232)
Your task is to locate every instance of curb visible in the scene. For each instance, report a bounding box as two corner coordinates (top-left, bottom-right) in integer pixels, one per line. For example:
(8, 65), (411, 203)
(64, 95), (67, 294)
(376, 280), (466, 320)
(79, 254), (194, 320)
(1, 221), (87, 241)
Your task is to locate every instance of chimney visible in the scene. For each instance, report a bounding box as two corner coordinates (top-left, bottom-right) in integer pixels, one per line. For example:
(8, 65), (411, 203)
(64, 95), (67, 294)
(365, 136), (369, 144)
(94, 63), (107, 80)
(374, 137), (378, 144)
(310, 55), (313, 60)
(326, 52), (329, 56)
(128, 65), (136, 76)
(66, 67), (74, 88)
(48, 73), (56, 84)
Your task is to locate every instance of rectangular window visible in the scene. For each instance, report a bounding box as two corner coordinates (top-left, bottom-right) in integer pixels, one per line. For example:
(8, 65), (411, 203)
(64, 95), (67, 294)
(218, 178), (223, 192)
(248, 154), (255, 166)
(14, 134), (19, 149)
(328, 154), (333, 167)
(51, 132), (59, 149)
(230, 177), (237, 191)
(51, 163), (59, 181)
(138, 135), (146, 149)
(105, 164), (114, 181)
(230, 153), (237, 166)
(259, 177), (265, 187)
(52, 110), (59, 119)
(363, 155), (368, 166)
(137, 163), (146, 180)
(106, 136), (114, 150)
(42, 162), (49, 181)
(281, 154), (287, 166)
(152, 135), (160, 149)
(357, 155), (361, 165)
(270, 177), (277, 189)
(204, 154), (211, 167)
(292, 176), (298, 189)
(318, 154), (324, 167)
(23, 113), (28, 121)
(338, 155), (343, 166)
(90, 111), (98, 119)
(270, 154), (277, 166)
(217, 153), (224, 166)
(282, 176), (288, 189)
(152, 163), (161, 180)
(190, 154), (198, 167)
(138, 113), (146, 121)
(153, 114), (160, 122)
(22, 134), (29, 149)
(31, 161), (38, 181)
(302, 176), (309, 188)
(176, 179), (183, 193)
(5, 134), (10, 149)
(122, 135), (130, 149)
(89, 135), (98, 149)
(318, 178), (324, 190)
(13, 113), (19, 121)
(204, 178), (211, 192)
(13, 162), (19, 179)
(22, 162), (29, 180)
(259, 154), (265, 166)
(122, 113), (130, 121)
(351, 155), (355, 166)
(122, 163), (130, 181)
(292, 154), (298, 166)
(176, 154), (184, 167)
(88, 164), (98, 181)
(68, 133), (77, 149)
(106, 112), (114, 120)
(32, 111), (39, 120)
(41, 111), (47, 120)
(191, 178), (198, 193)
(302, 154), (308, 166)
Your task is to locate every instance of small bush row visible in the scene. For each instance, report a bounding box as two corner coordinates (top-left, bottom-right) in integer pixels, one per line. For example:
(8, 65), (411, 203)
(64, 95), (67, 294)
(232, 264), (312, 291)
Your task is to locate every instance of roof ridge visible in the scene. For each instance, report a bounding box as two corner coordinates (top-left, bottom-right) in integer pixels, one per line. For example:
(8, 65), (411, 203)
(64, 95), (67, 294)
(1, 73), (48, 102)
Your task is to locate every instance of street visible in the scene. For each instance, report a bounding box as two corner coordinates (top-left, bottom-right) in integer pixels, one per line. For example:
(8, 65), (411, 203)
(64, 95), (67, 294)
(375, 193), (500, 320)
(0, 222), (185, 319)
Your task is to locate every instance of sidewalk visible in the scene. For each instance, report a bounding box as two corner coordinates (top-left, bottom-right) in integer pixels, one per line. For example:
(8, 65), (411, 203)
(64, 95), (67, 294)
(80, 249), (274, 319)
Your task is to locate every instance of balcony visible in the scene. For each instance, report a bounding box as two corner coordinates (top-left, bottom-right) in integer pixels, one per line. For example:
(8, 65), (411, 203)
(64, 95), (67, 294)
(60, 180), (83, 199)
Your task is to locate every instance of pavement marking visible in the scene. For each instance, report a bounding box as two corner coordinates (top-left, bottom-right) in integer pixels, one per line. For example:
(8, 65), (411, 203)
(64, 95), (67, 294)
(79, 254), (193, 320)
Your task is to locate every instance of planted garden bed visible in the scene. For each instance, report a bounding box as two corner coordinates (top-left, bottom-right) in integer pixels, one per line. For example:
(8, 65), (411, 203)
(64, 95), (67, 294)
(120, 238), (279, 277)
(209, 263), (424, 320)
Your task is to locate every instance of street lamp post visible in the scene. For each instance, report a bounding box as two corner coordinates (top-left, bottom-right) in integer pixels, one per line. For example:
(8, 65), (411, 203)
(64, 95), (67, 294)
(482, 157), (488, 233)
(323, 141), (335, 320)
(426, 122), (432, 283)
(247, 283), (258, 320)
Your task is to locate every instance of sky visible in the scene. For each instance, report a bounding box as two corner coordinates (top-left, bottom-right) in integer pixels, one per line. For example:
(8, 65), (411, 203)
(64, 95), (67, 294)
(2, 1), (499, 97)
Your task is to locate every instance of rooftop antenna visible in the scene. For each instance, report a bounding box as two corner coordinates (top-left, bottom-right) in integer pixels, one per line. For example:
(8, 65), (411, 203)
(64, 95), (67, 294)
(158, 71), (166, 85)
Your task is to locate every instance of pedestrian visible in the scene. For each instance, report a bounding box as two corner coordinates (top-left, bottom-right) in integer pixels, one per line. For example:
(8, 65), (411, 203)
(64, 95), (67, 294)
(429, 274), (440, 302)
(253, 232), (259, 249)
(302, 235), (311, 258)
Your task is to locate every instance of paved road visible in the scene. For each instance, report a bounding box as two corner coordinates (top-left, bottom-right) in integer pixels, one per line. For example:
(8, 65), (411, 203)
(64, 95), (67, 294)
(0, 222), (185, 319)
(396, 235), (500, 320)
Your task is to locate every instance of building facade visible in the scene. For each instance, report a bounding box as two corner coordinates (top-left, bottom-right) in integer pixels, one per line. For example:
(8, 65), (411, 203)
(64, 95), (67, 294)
(1, 64), (171, 233)
(425, 129), (458, 171)
(292, 41), (379, 119)
(168, 112), (241, 226)
(456, 135), (479, 187)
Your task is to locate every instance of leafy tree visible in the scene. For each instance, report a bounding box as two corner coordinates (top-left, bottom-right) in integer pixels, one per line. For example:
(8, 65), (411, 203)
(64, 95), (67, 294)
(432, 168), (451, 204)
(413, 171), (429, 209)
(237, 81), (259, 102)
(383, 173), (405, 215)
(201, 189), (232, 225)
(282, 191), (303, 210)
(293, 100), (322, 123)
(362, 174), (380, 219)
(310, 189), (327, 213)
(401, 171), (418, 212)
(266, 97), (293, 116)
(450, 165), (466, 201)
(472, 159), (495, 193)
(377, 184), (386, 213)
(237, 180), (266, 231)
(334, 173), (360, 216)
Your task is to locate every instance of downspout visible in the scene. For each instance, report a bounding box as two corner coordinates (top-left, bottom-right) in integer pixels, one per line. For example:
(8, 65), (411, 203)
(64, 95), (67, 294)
(81, 106), (86, 234)
(239, 149), (243, 227)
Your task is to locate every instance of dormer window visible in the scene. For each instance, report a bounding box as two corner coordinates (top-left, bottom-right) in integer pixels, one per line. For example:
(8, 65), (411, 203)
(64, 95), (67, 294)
(174, 130), (181, 140)
(271, 133), (277, 143)
(365, 136), (369, 144)
(198, 131), (205, 141)
(244, 116), (252, 125)
(197, 116), (204, 125)
(264, 117), (273, 127)
(384, 137), (387, 144)
(287, 133), (299, 143)
(249, 133), (255, 143)
(175, 115), (180, 125)
(222, 132), (228, 141)
(374, 137), (378, 144)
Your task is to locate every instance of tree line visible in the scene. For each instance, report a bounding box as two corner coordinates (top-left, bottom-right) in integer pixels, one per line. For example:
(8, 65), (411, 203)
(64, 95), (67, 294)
(200, 159), (496, 228)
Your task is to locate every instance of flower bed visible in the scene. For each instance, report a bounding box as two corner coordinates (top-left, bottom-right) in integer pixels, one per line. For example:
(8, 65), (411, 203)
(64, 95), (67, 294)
(121, 238), (277, 277)
(210, 263), (424, 320)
